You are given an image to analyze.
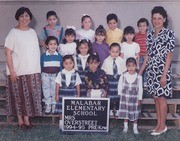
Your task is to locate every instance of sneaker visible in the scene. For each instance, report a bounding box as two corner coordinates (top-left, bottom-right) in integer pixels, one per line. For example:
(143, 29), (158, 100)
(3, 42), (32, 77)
(45, 105), (51, 114)
(122, 128), (128, 133)
(133, 128), (139, 134)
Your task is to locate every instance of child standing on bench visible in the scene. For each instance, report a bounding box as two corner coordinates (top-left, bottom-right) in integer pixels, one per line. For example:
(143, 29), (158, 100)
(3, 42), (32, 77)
(118, 57), (143, 134)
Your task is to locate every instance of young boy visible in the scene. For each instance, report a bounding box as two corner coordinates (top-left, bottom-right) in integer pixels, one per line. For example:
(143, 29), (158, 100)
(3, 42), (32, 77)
(106, 13), (123, 46)
(134, 18), (149, 87)
(41, 36), (63, 114)
(40, 11), (64, 52)
(101, 43), (125, 117)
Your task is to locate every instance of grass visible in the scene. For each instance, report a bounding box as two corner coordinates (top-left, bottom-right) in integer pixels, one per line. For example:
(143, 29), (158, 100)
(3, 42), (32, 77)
(0, 120), (179, 141)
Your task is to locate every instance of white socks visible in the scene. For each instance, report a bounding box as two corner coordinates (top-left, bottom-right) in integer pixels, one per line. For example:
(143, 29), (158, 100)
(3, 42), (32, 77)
(59, 120), (62, 129)
(123, 122), (128, 133)
(123, 122), (139, 134)
(133, 123), (139, 134)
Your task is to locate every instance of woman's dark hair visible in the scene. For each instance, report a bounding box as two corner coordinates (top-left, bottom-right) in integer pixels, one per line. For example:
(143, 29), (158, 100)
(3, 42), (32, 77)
(137, 18), (149, 27)
(46, 11), (57, 19)
(76, 39), (92, 54)
(63, 28), (76, 44)
(151, 6), (168, 28)
(15, 7), (33, 20)
(62, 55), (75, 64)
(109, 43), (121, 51)
(45, 36), (58, 46)
(126, 57), (137, 66)
(106, 13), (118, 23)
(95, 25), (106, 36)
(87, 53), (100, 64)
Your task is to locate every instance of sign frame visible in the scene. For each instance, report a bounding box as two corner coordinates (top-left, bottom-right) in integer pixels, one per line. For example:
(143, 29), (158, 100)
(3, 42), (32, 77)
(62, 97), (110, 133)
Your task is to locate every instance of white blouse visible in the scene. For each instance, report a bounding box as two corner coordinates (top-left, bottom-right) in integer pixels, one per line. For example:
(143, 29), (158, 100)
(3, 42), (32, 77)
(58, 42), (77, 56)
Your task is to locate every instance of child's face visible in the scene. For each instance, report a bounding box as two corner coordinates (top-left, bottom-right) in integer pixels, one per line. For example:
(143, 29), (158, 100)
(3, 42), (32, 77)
(109, 46), (120, 58)
(47, 15), (57, 27)
(63, 59), (74, 71)
(107, 19), (117, 30)
(82, 17), (92, 30)
(124, 33), (135, 43)
(65, 34), (75, 43)
(96, 34), (105, 43)
(78, 43), (89, 56)
(46, 40), (58, 54)
(88, 60), (100, 72)
(127, 62), (137, 75)
(138, 22), (148, 34)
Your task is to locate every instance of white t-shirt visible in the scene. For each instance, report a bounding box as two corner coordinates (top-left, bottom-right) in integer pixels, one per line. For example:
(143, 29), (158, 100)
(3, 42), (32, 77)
(101, 56), (126, 75)
(121, 42), (140, 59)
(118, 72), (143, 100)
(5, 28), (41, 76)
(58, 42), (77, 56)
(76, 29), (95, 43)
(55, 69), (82, 86)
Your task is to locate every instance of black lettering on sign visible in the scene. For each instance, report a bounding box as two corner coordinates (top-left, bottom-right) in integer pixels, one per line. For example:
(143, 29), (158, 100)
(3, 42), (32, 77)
(62, 97), (110, 133)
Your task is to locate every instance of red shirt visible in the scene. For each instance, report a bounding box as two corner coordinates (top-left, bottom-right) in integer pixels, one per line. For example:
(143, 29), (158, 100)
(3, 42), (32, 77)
(134, 32), (147, 56)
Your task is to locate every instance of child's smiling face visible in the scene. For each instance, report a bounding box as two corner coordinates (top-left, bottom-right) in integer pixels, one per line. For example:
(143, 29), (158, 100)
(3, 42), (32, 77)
(82, 17), (92, 30)
(47, 15), (57, 27)
(107, 19), (117, 31)
(47, 40), (58, 54)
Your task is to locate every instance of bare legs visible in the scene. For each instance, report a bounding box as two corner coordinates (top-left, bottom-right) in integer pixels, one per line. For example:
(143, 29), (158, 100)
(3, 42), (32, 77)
(153, 96), (167, 132)
(17, 115), (30, 126)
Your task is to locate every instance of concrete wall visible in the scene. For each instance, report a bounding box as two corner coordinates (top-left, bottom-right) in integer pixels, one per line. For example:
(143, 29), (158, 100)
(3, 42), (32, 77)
(0, 0), (180, 45)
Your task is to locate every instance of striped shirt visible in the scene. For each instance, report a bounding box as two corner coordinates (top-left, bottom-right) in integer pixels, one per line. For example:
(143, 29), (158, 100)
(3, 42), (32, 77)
(134, 32), (147, 56)
(41, 51), (62, 73)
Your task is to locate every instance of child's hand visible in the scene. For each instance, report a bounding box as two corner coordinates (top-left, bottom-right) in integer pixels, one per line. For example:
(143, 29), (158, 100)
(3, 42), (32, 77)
(55, 95), (59, 102)
(138, 100), (142, 106)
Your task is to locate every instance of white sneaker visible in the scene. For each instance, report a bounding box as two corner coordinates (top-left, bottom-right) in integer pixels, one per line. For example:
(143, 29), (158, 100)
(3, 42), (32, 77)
(51, 102), (56, 114)
(45, 105), (51, 114)
(133, 128), (139, 134)
(122, 128), (128, 133)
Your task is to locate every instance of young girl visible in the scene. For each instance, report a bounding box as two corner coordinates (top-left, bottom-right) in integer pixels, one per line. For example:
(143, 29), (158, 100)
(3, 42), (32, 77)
(92, 25), (109, 65)
(101, 43), (124, 117)
(74, 39), (91, 97)
(85, 53), (108, 98)
(76, 14), (95, 43)
(54, 55), (82, 129)
(118, 57), (143, 134)
(121, 26), (140, 71)
(58, 26), (77, 56)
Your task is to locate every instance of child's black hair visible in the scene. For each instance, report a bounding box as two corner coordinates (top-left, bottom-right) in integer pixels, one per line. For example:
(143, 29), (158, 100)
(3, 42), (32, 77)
(95, 25), (106, 36)
(87, 53), (100, 64)
(15, 7), (33, 20)
(76, 39), (92, 54)
(63, 28), (76, 44)
(126, 57), (137, 66)
(137, 18), (149, 27)
(62, 55), (75, 64)
(109, 43), (121, 51)
(151, 6), (168, 28)
(46, 11), (57, 19)
(124, 26), (135, 35)
(106, 13), (118, 23)
(45, 36), (58, 46)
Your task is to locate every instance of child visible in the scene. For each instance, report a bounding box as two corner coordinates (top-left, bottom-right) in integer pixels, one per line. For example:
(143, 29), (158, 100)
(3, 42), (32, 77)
(121, 26), (140, 71)
(101, 43), (125, 117)
(85, 53), (108, 98)
(40, 11), (64, 52)
(106, 13), (123, 46)
(134, 18), (149, 87)
(76, 14), (95, 43)
(118, 57), (143, 134)
(58, 26), (77, 56)
(41, 36), (63, 114)
(54, 55), (82, 129)
(74, 39), (91, 97)
(92, 25), (109, 65)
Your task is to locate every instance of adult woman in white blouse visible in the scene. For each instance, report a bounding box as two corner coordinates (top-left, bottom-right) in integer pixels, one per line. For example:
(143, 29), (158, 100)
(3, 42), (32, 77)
(5, 7), (42, 129)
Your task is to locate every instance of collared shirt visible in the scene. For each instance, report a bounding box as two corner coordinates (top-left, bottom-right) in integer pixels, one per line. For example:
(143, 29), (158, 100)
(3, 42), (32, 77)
(55, 69), (82, 86)
(106, 28), (123, 46)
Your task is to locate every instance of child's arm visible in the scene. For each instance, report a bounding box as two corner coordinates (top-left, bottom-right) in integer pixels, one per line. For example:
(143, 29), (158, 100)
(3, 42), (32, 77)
(76, 85), (80, 97)
(55, 83), (60, 102)
(138, 75), (143, 105)
(118, 75), (123, 96)
(135, 53), (140, 69)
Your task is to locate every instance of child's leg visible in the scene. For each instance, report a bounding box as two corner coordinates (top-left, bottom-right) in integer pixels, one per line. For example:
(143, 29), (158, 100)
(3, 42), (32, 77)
(42, 73), (51, 113)
(133, 120), (139, 134)
(123, 119), (128, 133)
(50, 74), (57, 113)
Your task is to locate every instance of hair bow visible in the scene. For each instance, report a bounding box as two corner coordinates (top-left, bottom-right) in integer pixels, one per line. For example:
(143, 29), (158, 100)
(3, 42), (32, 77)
(66, 26), (76, 30)
(82, 14), (90, 16)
